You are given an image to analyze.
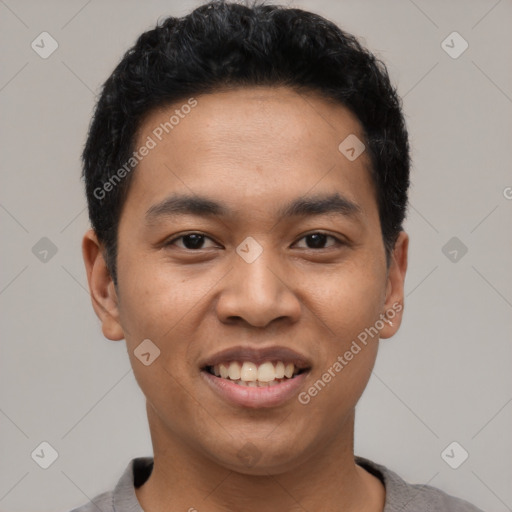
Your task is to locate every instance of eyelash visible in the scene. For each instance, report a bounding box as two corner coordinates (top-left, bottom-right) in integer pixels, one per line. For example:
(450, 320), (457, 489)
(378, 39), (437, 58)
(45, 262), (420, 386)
(164, 232), (345, 250)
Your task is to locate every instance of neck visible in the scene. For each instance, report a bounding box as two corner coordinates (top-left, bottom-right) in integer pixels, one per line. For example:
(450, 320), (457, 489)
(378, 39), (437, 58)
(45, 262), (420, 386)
(136, 404), (385, 512)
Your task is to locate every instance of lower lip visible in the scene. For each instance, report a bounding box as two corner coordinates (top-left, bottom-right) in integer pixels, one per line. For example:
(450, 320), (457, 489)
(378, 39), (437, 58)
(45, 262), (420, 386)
(201, 370), (309, 409)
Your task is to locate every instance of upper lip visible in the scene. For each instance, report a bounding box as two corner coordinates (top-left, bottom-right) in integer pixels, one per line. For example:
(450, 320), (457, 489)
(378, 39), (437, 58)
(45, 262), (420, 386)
(199, 345), (312, 370)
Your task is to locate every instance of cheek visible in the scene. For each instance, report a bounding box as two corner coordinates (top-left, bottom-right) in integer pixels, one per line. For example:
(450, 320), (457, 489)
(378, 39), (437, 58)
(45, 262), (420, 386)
(298, 257), (384, 416)
(299, 343), (378, 434)
(300, 269), (383, 414)
(117, 255), (210, 340)
(117, 257), (219, 395)
(303, 257), (386, 340)
(118, 263), (199, 415)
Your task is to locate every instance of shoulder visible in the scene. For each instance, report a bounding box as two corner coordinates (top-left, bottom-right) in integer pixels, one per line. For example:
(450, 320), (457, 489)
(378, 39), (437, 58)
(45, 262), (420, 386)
(66, 456), (153, 512)
(68, 490), (114, 512)
(356, 456), (484, 512)
(397, 481), (484, 511)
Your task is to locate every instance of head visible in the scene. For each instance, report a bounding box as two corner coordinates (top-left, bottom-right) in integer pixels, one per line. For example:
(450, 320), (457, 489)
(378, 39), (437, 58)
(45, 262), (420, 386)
(82, 0), (409, 474)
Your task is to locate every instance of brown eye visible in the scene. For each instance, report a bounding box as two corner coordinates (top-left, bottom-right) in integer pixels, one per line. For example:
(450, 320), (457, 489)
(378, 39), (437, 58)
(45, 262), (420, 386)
(166, 233), (217, 250)
(295, 232), (341, 249)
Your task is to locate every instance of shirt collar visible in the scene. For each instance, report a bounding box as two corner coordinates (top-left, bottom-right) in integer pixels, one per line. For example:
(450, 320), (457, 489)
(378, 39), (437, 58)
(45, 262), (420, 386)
(113, 457), (153, 512)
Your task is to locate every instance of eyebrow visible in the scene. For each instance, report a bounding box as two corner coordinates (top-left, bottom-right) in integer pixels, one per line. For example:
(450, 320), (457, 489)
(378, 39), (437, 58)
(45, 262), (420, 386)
(145, 192), (363, 225)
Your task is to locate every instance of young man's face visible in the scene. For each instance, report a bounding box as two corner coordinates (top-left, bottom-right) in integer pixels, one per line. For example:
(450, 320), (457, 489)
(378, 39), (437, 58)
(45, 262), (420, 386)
(84, 86), (408, 474)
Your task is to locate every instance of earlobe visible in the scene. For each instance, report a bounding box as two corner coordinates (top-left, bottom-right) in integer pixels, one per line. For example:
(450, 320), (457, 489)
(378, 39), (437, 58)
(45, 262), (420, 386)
(380, 231), (409, 339)
(82, 229), (125, 341)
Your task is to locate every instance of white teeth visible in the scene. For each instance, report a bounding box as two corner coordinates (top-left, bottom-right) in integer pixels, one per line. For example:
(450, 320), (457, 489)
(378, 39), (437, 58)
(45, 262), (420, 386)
(257, 361), (276, 382)
(240, 362), (258, 381)
(219, 363), (229, 379)
(209, 360), (304, 383)
(228, 362), (241, 380)
(235, 379), (280, 387)
(275, 361), (285, 379)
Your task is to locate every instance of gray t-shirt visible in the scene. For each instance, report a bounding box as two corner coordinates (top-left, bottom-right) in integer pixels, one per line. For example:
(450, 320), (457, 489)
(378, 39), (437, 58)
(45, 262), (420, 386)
(69, 456), (483, 512)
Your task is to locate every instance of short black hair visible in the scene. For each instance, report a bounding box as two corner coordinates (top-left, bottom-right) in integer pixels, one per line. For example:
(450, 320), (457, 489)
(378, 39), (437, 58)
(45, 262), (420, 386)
(82, 0), (410, 285)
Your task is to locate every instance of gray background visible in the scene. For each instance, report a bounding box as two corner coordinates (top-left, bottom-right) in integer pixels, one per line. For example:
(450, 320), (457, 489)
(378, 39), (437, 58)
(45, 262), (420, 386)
(1, 0), (511, 511)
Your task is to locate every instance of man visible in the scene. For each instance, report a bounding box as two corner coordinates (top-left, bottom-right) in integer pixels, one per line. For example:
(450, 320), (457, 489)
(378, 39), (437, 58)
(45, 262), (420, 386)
(74, 1), (482, 510)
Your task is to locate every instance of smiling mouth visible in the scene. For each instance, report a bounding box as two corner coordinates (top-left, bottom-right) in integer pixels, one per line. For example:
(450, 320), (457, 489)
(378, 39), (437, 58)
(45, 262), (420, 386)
(203, 361), (308, 387)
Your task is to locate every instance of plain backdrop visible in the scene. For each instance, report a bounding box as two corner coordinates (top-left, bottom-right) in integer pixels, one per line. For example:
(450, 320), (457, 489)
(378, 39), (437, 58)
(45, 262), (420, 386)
(1, 1), (511, 511)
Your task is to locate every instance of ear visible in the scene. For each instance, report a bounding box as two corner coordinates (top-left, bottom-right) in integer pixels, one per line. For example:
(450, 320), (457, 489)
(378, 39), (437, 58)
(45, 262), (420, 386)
(82, 228), (124, 341)
(380, 231), (408, 339)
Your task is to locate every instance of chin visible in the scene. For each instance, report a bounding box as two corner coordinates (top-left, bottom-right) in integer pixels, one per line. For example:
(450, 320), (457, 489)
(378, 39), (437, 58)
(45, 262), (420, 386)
(203, 435), (313, 476)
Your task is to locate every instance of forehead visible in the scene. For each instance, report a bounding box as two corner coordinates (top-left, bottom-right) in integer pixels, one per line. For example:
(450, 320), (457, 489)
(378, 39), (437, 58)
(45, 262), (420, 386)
(125, 86), (377, 223)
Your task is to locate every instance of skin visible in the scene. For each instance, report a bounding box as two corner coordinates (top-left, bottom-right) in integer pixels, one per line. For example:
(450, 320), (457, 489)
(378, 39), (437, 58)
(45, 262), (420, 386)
(83, 86), (408, 512)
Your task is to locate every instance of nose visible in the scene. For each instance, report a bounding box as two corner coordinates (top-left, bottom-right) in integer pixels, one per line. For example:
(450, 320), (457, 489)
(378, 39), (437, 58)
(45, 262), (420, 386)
(215, 254), (302, 328)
